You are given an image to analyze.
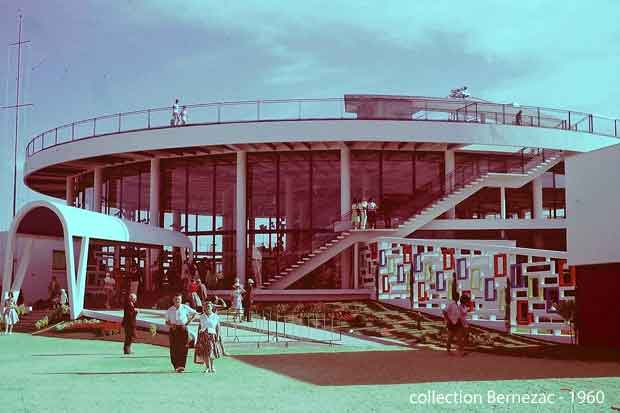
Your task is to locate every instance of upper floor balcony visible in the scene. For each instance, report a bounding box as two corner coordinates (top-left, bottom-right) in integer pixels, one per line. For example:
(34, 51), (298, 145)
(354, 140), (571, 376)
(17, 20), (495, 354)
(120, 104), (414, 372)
(25, 95), (620, 158)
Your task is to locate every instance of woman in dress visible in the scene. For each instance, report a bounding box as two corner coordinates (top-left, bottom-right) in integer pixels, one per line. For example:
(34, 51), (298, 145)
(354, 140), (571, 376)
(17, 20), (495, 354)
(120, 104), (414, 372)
(194, 302), (221, 373)
(351, 198), (360, 230)
(3, 292), (19, 335)
(231, 279), (245, 322)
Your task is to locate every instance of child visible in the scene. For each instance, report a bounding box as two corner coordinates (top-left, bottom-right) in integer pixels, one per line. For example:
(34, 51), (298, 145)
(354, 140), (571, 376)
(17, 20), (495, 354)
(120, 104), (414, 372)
(3, 292), (19, 335)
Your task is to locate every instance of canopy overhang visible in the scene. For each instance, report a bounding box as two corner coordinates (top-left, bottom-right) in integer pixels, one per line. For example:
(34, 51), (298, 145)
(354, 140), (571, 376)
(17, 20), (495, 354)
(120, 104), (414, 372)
(2, 200), (192, 319)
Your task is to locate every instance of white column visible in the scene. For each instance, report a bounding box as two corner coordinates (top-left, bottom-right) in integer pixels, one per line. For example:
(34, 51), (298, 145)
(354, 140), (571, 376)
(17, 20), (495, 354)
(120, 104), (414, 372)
(148, 159), (161, 291)
(64, 233), (78, 320)
(340, 144), (351, 217)
(445, 150), (456, 218)
(236, 151), (247, 285)
(500, 187), (507, 219)
(66, 176), (75, 206)
(532, 177), (544, 219)
(74, 237), (90, 316)
(149, 158), (161, 227)
(93, 167), (103, 212)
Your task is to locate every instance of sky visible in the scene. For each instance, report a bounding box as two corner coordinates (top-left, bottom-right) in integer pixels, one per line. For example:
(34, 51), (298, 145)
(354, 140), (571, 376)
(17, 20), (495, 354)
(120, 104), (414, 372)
(0, 0), (619, 230)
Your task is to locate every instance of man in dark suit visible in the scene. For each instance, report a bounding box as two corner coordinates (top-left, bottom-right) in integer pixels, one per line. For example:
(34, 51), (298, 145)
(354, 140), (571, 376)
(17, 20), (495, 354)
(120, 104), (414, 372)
(122, 293), (138, 355)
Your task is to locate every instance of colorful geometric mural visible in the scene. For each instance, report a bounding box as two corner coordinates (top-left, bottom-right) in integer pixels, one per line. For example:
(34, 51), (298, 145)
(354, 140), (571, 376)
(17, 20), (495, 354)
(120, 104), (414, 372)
(368, 239), (574, 338)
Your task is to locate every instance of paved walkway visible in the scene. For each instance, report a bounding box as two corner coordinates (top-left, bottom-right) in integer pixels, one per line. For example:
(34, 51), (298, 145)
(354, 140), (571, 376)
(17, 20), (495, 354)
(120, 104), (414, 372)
(83, 308), (403, 348)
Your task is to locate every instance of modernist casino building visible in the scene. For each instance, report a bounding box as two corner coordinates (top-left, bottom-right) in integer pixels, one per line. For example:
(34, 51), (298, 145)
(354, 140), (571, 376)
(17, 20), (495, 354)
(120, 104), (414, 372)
(4, 94), (620, 345)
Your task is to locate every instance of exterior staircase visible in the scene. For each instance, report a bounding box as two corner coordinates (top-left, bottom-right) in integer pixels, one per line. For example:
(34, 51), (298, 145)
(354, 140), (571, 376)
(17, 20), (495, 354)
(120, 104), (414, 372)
(265, 149), (563, 290)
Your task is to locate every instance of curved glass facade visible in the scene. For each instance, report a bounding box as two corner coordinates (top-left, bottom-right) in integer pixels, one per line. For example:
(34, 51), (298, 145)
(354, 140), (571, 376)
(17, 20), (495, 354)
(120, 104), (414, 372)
(247, 151), (341, 285)
(68, 145), (567, 292)
(161, 155), (237, 287)
(102, 162), (150, 222)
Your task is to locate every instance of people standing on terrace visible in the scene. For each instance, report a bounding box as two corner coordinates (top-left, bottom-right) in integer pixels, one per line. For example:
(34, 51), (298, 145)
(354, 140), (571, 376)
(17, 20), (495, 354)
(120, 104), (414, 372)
(172, 99), (181, 126)
(351, 198), (360, 229)
(180, 106), (188, 125)
(367, 198), (378, 229)
(359, 198), (368, 230)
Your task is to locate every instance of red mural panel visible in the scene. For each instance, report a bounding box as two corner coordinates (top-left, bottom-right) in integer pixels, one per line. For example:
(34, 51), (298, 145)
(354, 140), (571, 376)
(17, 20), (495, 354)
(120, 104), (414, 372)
(442, 250), (455, 270)
(516, 300), (529, 325)
(494, 254), (508, 277)
(402, 244), (412, 263)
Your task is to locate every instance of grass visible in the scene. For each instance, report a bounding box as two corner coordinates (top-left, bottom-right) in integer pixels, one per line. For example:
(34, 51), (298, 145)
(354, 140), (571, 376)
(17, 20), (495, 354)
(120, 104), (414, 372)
(0, 333), (619, 413)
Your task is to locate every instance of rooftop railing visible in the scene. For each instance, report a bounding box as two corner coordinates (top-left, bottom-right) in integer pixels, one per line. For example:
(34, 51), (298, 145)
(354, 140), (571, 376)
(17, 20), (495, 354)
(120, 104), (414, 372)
(25, 96), (619, 158)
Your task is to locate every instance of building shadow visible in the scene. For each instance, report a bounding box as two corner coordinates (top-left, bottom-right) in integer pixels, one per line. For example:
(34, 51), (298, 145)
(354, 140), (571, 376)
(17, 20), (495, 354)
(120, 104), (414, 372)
(32, 353), (121, 357)
(38, 371), (181, 375)
(232, 349), (620, 386)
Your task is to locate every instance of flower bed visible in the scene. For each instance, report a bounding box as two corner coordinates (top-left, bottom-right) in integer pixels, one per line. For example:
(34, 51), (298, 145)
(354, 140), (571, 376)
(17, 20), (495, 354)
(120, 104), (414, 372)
(55, 319), (121, 336)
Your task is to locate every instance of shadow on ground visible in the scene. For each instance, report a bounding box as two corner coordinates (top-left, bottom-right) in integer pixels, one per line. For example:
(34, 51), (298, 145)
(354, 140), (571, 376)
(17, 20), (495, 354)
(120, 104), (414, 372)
(233, 349), (620, 386)
(37, 371), (180, 376)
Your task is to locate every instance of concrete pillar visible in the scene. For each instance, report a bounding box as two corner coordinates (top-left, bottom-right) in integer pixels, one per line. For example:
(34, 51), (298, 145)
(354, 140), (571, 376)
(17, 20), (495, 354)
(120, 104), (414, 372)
(223, 187), (234, 279)
(500, 187), (507, 219)
(532, 177), (544, 219)
(66, 176), (75, 206)
(93, 167), (103, 212)
(236, 151), (247, 285)
(340, 144), (351, 217)
(445, 150), (456, 218)
(145, 159), (161, 292)
(149, 158), (161, 227)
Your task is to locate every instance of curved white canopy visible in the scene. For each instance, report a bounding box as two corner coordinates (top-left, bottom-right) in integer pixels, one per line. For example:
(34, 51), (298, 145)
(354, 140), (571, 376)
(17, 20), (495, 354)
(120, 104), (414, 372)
(12, 200), (191, 249)
(2, 200), (192, 320)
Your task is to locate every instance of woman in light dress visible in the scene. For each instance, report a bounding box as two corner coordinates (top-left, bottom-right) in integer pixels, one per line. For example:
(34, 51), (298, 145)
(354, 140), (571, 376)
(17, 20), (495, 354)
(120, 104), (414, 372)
(231, 279), (245, 322)
(194, 302), (221, 373)
(351, 198), (360, 229)
(3, 292), (19, 335)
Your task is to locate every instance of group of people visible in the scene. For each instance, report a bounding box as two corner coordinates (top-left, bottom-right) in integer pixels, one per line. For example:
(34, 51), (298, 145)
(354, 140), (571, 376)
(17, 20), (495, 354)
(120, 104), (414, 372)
(442, 292), (471, 356)
(351, 198), (379, 230)
(121, 290), (230, 374)
(121, 273), (257, 374)
(171, 98), (188, 126)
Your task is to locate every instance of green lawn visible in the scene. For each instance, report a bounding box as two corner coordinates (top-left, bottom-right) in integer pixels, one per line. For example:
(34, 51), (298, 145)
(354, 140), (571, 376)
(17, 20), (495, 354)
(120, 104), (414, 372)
(1, 333), (619, 413)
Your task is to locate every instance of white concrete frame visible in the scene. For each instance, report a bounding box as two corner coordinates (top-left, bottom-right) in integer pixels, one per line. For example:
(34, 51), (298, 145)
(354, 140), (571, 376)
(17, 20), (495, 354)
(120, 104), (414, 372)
(2, 201), (192, 320)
